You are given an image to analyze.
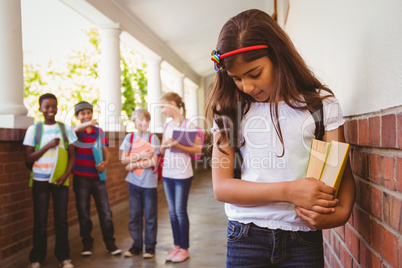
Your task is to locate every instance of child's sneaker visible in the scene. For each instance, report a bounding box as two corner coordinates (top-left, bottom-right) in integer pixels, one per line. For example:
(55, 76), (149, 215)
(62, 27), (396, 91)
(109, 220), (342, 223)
(107, 244), (122, 256)
(165, 247), (180, 261)
(28, 262), (40, 268)
(143, 248), (155, 259)
(171, 249), (190, 263)
(80, 243), (93, 256)
(124, 246), (142, 258)
(59, 259), (74, 268)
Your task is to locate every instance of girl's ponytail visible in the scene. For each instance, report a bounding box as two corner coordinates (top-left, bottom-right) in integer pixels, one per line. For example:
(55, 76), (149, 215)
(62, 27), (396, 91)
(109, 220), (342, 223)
(160, 91), (186, 118)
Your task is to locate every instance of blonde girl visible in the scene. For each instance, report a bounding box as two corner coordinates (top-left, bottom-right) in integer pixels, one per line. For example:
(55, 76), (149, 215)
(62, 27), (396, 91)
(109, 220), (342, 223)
(160, 92), (202, 263)
(206, 9), (355, 267)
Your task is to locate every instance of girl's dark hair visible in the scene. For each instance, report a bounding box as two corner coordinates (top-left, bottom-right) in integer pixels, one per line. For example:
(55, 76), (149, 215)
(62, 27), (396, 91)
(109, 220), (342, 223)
(39, 93), (57, 107)
(206, 9), (333, 156)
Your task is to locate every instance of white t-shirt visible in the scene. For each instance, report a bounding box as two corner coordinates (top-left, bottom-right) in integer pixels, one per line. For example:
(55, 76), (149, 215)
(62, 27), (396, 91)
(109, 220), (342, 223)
(212, 94), (345, 231)
(162, 120), (196, 179)
(23, 123), (77, 182)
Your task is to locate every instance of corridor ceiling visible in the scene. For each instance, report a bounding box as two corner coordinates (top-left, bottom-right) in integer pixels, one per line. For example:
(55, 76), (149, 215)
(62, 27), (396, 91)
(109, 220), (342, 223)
(61, 0), (274, 84)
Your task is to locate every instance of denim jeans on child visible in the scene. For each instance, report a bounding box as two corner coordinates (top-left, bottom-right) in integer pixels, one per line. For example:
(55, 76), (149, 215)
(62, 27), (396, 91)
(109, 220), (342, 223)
(128, 183), (158, 250)
(163, 176), (193, 249)
(226, 220), (324, 268)
(29, 181), (70, 263)
(73, 175), (116, 248)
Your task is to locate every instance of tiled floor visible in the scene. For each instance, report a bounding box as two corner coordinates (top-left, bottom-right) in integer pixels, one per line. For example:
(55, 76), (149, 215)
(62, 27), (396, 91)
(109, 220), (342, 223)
(14, 168), (228, 268)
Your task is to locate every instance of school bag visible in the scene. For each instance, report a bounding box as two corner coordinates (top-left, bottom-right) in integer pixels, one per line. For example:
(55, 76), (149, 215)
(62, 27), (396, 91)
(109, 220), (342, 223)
(25, 122), (69, 186)
(130, 132), (162, 181)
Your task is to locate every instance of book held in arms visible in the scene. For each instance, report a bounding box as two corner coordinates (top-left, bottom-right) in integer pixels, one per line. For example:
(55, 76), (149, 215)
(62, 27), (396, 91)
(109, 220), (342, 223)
(305, 139), (350, 196)
(48, 146), (69, 186)
(170, 127), (199, 153)
(92, 136), (106, 181)
(129, 135), (154, 176)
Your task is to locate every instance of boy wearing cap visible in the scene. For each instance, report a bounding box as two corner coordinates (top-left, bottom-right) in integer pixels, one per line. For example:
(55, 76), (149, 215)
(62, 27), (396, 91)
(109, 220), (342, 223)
(72, 101), (121, 257)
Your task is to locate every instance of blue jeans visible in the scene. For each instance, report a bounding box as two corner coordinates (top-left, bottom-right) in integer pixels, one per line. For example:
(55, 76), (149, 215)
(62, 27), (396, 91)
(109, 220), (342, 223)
(73, 175), (115, 248)
(128, 183), (158, 250)
(163, 176), (193, 249)
(226, 220), (324, 268)
(29, 181), (70, 263)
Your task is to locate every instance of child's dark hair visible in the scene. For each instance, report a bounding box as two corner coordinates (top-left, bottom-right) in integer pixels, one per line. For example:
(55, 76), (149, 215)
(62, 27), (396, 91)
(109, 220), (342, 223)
(206, 9), (333, 157)
(74, 101), (93, 116)
(39, 93), (57, 107)
(160, 92), (187, 118)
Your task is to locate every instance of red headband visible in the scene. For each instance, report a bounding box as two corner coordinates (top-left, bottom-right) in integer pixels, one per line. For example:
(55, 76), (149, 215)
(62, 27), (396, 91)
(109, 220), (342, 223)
(211, 45), (269, 72)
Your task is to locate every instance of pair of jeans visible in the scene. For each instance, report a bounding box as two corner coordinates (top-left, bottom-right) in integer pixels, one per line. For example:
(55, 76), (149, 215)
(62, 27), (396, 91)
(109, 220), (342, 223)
(73, 175), (116, 248)
(29, 181), (70, 263)
(226, 220), (324, 268)
(128, 183), (158, 250)
(163, 176), (193, 249)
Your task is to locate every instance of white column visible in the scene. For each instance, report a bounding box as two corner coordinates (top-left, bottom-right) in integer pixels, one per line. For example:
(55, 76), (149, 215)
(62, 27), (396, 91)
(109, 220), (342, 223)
(98, 24), (123, 133)
(175, 73), (185, 97)
(0, 0), (33, 128)
(186, 81), (199, 126)
(146, 56), (163, 133)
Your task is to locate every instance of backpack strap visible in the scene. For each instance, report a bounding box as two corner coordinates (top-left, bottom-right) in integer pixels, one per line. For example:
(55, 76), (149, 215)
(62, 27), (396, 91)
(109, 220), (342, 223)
(34, 122), (43, 151)
(57, 122), (69, 149)
(310, 102), (325, 141)
(148, 133), (153, 143)
(130, 132), (134, 145)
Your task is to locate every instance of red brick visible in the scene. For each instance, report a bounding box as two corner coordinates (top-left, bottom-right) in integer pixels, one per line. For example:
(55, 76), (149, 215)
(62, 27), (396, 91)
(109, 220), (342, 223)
(371, 220), (398, 267)
(348, 120), (358, 145)
(340, 244), (353, 268)
(351, 149), (369, 179)
(353, 206), (371, 243)
(359, 181), (383, 218)
(383, 193), (402, 232)
(381, 114), (396, 148)
(334, 225), (345, 242)
(344, 120), (351, 144)
(397, 158), (402, 192)
(369, 116), (381, 147)
(345, 225), (359, 260)
(360, 245), (377, 268)
(370, 154), (396, 190)
(358, 118), (369, 146)
(398, 113), (402, 149)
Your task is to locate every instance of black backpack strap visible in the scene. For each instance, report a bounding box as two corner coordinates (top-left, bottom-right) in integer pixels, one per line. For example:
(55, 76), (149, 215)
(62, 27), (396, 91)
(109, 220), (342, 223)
(310, 101), (325, 141)
(34, 122), (43, 150)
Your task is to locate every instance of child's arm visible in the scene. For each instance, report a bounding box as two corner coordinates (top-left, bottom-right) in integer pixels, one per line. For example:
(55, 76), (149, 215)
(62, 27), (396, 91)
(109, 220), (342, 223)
(96, 146), (109, 172)
(74, 119), (98, 133)
(120, 150), (154, 165)
(124, 154), (158, 171)
(211, 131), (337, 213)
(25, 138), (61, 163)
(169, 136), (202, 154)
(54, 143), (76, 186)
(294, 126), (356, 229)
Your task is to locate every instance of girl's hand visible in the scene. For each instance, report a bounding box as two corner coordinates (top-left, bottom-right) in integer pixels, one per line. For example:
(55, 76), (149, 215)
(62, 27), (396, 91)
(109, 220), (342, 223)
(288, 177), (337, 214)
(162, 138), (177, 149)
(294, 206), (334, 229)
(54, 174), (68, 186)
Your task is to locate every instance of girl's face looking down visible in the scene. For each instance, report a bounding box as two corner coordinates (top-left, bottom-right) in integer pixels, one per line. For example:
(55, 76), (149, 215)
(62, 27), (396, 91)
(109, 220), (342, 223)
(226, 56), (276, 102)
(160, 99), (180, 118)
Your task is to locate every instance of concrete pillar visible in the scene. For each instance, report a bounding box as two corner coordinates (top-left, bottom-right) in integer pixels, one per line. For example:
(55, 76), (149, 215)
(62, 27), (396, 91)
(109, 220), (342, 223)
(0, 0), (33, 128)
(98, 24), (123, 132)
(146, 56), (164, 133)
(185, 80), (199, 126)
(175, 73), (185, 97)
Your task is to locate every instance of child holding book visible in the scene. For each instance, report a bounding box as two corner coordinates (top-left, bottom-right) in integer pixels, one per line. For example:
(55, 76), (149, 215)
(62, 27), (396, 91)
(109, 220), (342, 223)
(119, 108), (160, 259)
(72, 101), (121, 257)
(207, 9), (356, 267)
(23, 93), (77, 268)
(159, 92), (202, 263)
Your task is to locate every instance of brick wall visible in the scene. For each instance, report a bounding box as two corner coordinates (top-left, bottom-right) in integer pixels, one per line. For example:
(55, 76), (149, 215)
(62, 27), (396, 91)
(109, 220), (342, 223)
(0, 129), (128, 265)
(323, 106), (402, 268)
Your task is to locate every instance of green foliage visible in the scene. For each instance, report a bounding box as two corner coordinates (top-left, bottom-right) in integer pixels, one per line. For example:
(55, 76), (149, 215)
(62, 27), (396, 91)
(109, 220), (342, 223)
(23, 27), (147, 126)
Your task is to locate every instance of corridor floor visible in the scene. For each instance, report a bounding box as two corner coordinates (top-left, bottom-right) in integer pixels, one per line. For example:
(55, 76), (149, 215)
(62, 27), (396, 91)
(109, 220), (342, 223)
(17, 168), (228, 268)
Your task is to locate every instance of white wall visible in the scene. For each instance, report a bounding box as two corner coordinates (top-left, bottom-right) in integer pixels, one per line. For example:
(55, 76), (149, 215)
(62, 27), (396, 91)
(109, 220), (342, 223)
(284, 0), (402, 116)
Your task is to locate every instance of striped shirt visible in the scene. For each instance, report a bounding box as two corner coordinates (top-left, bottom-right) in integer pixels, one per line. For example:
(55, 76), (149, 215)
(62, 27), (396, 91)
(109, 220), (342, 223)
(23, 123), (77, 181)
(73, 126), (109, 177)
